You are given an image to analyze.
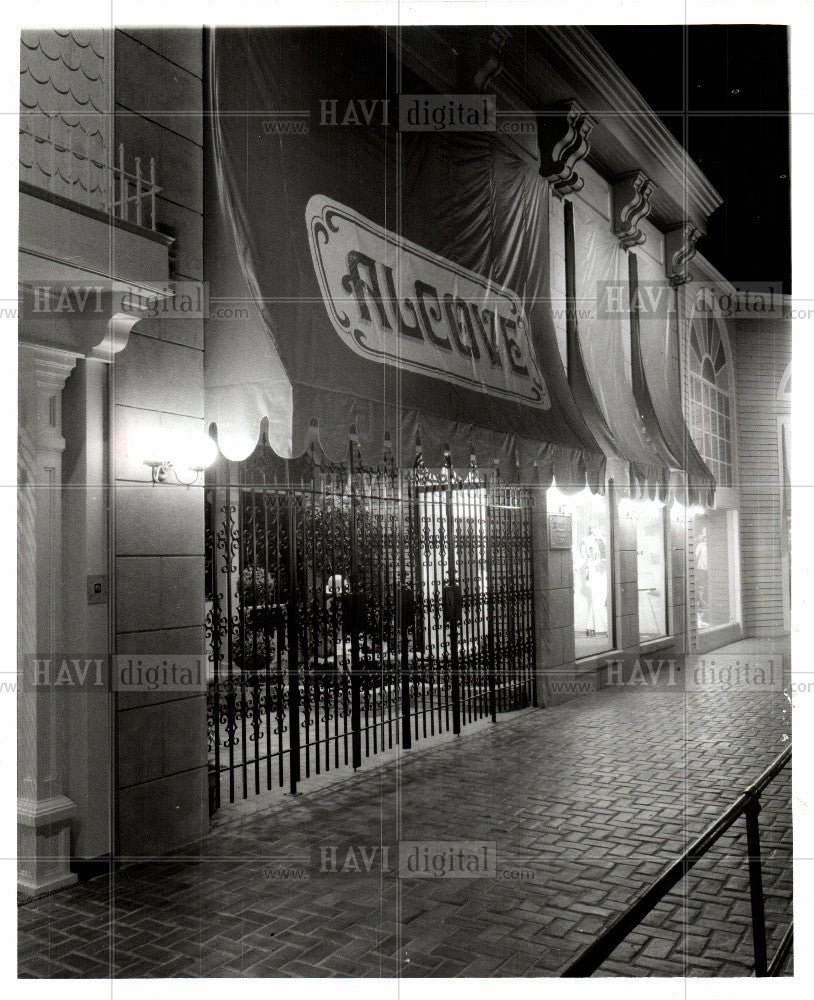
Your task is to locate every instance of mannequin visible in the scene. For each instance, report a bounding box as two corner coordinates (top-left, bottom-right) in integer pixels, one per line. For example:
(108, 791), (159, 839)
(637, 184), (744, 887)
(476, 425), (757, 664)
(579, 523), (608, 636)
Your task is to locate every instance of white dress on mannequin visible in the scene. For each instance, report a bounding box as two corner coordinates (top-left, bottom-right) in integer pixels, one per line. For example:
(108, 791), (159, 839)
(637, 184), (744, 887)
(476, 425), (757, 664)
(580, 528), (608, 635)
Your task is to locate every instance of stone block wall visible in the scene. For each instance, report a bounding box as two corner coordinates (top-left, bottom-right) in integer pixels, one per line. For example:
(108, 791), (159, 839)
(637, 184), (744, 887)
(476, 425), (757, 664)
(112, 28), (208, 857)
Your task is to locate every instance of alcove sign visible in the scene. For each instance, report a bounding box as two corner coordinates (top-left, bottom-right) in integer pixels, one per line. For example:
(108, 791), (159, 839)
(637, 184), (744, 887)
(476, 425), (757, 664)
(307, 194), (550, 409)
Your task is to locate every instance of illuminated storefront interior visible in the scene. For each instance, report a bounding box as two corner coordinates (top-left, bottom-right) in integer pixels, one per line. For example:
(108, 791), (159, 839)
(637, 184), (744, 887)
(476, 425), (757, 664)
(548, 486), (614, 659)
(693, 507), (738, 631)
(633, 500), (668, 641)
(685, 289), (742, 640)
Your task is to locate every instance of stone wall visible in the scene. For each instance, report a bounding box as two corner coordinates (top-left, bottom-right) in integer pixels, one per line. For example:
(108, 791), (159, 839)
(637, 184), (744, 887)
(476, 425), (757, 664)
(112, 28), (208, 856)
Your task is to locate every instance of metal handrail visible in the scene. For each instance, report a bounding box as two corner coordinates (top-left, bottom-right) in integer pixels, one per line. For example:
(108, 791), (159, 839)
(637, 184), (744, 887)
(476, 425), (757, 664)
(562, 745), (792, 977)
(768, 921), (794, 976)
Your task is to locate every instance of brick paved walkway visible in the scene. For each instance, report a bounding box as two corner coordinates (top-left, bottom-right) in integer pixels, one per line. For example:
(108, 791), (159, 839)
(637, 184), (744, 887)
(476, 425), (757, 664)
(19, 638), (792, 978)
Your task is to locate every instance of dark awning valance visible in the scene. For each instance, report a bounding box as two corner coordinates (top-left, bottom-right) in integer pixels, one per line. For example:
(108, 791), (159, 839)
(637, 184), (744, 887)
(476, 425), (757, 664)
(634, 248), (716, 506)
(569, 197), (675, 499)
(204, 27), (605, 489)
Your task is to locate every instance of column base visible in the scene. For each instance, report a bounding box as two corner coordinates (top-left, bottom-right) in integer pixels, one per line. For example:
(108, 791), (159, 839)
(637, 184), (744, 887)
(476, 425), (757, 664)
(18, 794), (78, 898)
(18, 870), (78, 899)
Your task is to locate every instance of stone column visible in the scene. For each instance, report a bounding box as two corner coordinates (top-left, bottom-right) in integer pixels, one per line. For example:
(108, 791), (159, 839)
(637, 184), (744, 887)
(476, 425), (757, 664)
(609, 479), (641, 685)
(531, 485), (577, 706)
(18, 343), (79, 895)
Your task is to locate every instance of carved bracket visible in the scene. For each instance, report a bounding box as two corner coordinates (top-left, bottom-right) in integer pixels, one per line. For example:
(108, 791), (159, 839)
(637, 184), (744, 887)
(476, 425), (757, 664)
(664, 223), (701, 286)
(538, 101), (595, 198)
(88, 311), (143, 361)
(473, 27), (511, 92)
(18, 285), (169, 363)
(612, 171), (655, 249)
(446, 26), (511, 94)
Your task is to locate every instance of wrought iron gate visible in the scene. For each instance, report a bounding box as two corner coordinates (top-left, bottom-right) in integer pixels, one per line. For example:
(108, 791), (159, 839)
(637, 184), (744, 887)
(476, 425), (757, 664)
(205, 450), (536, 809)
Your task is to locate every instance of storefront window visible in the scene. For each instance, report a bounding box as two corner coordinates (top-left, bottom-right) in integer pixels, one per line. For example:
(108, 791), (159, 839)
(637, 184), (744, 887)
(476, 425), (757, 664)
(635, 502), (668, 640)
(548, 486), (613, 659)
(693, 507), (740, 632)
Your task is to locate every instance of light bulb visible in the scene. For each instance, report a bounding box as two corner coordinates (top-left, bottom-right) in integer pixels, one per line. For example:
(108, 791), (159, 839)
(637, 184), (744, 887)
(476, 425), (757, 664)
(185, 432), (218, 472)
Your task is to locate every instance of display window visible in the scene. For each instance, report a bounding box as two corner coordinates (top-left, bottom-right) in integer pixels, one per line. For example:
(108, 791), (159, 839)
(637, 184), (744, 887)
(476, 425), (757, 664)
(634, 501), (668, 640)
(548, 486), (614, 659)
(693, 507), (740, 632)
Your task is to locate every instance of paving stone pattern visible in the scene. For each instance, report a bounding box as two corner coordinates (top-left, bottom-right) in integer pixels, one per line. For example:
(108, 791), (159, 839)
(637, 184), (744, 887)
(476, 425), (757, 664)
(18, 639), (792, 978)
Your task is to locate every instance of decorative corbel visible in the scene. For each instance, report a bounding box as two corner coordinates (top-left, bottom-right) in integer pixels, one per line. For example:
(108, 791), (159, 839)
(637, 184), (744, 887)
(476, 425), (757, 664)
(19, 282), (172, 362)
(87, 311), (142, 361)
(537, 101), (595, 199)
(664, 223), (701, 286)
(611, 171), (655, 249)
(472, 27), (511, 92)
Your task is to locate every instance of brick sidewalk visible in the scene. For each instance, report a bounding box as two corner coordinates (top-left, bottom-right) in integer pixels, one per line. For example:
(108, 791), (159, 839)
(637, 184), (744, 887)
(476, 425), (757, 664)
(18, 638), (792, 978)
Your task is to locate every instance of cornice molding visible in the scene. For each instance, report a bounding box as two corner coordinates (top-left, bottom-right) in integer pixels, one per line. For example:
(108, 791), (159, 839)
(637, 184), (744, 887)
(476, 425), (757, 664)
(685, 250), (737, 296)
(665, 223), (701, 286)
(535, 27), (722, 228)
(538, 101), (595, 198)
(18, 285), (169, 364)
(382, 27), (538, 166)
(612, 171), (655, 249)
(385, 24), (722, 231)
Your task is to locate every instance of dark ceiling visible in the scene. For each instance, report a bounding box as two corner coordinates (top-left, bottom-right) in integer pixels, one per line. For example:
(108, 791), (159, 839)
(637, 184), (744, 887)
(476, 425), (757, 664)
(588, 25), (790, 292)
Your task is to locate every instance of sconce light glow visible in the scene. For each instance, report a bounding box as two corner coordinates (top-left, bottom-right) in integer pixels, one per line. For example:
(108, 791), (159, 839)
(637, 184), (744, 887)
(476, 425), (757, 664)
(620, 497), (666, 519)
(142, 428), (218, 485)
(547, 483), (610, 517)
(216, 429), (260, 463)
(184, 433), (218, 472)
(618, 498), (637, 519)
(671, 501), (705, 521)
(140, 426), (169, 468)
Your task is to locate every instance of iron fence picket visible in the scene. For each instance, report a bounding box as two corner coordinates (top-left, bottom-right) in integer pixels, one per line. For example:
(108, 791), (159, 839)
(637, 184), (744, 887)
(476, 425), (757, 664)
(274, 490), (286, 787)
(260, 485), (272, 790)
(206, 463), (536, 808)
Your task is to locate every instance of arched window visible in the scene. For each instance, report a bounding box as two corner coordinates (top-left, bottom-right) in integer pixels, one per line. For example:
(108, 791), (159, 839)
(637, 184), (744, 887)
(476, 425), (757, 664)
(778, 363), (791, 401)
(687, 294), (734, 487)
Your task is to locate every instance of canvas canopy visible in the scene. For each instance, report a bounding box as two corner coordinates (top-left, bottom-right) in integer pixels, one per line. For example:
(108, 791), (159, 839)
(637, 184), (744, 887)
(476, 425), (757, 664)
(635, 248), (716, 505)
(569, 197), (678, 500)
(204, 26), (606, 488)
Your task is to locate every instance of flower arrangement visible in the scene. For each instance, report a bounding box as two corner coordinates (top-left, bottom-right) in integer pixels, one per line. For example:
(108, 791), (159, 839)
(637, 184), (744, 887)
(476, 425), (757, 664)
(237, 566), (276, 607)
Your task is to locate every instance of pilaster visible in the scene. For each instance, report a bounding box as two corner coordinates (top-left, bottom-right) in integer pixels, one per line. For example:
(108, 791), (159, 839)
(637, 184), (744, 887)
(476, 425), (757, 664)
(18, 343), (80, 896)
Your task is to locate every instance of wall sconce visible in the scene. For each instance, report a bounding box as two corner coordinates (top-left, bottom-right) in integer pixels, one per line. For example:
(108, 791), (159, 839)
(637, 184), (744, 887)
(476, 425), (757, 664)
(670, 501), (705, 522)
(618, 498), (637, 520)
(143, 429), (217, 485)
(619, 497), (666, 520)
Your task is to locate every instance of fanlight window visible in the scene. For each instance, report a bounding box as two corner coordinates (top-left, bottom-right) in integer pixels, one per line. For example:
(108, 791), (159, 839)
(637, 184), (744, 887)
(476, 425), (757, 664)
(688, 297), (733, 487)
(778, 364), (791, 401)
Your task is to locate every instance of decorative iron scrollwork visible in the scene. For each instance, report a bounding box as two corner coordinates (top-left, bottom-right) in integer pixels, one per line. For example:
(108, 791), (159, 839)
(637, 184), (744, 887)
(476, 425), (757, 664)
(413, 439), (438, 486)
(206, 470), (537, 806)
